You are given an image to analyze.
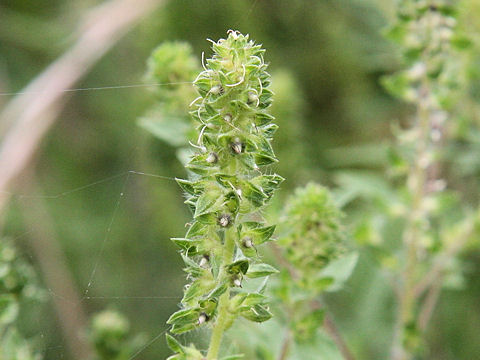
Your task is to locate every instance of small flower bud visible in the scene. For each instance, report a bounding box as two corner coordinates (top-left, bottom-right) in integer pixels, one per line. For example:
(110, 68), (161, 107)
(242, 237), (253, 248)
(231, 138), (243, 154)
(210, 85), (223, 95)
(218, 214), (232, 227)
(197, 312), (209, 325)
(206, 152), (218, 164)
(232, 276), (242, 287)
(223, 113), (233, 122)
(199, 255), (210, 268)
(247, 91), (259, 105)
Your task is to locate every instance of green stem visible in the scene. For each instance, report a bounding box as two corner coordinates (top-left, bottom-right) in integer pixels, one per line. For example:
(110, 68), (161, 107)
(392, 82), (431, 360)
(207, 228), (236, 360)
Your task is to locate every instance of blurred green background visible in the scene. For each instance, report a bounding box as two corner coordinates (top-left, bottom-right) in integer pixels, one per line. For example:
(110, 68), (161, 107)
(0, 0), (479, 359)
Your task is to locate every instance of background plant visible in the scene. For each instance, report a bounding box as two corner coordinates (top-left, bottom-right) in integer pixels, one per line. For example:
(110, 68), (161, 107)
(0, 238), (42, 360)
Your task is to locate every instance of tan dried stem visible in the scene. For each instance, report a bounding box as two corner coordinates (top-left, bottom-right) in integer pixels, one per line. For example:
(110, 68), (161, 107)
(0, 0), (163, 213)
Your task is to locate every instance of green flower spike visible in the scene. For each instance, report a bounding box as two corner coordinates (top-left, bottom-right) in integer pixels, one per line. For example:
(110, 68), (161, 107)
(166, 30), (283, 360)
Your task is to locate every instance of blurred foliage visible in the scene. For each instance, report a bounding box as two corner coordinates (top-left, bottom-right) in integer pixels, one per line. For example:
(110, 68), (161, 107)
(0, 238), (42, 360)
(0, 0), (479, 359)
(88, 309), (144, 360)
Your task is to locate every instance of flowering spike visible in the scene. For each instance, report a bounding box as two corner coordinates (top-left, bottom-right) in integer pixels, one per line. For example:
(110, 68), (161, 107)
(166, 31), (283, 360)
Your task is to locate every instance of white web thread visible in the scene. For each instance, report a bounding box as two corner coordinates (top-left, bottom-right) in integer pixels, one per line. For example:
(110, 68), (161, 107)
(5, 170), (182, 358)
(83, 172), (129, 296)
(0, 81), (193, 97)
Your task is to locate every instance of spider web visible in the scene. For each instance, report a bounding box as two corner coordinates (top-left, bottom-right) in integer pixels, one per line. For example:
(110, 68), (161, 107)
(6, 169), (186, 359)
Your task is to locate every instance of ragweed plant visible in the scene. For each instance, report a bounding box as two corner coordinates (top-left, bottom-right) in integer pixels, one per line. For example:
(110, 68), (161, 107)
(166, 31), (283, 360)
(382, 1), (479, 358)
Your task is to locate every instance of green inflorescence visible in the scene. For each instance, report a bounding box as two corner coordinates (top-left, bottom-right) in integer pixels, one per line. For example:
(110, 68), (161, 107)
(280, 183), (345, 290)
(166, 30), (283, 360)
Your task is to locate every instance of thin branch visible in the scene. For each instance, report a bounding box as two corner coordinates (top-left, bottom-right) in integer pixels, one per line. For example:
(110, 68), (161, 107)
(324, 314), (356, 360)
(0, 0), (163, 213)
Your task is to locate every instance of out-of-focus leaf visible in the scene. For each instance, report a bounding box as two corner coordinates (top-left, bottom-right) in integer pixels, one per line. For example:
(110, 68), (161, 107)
(319, 252), (359, 292)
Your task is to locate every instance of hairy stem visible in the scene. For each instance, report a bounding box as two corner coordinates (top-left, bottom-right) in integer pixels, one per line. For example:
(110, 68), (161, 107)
(207, 228), (236, 360)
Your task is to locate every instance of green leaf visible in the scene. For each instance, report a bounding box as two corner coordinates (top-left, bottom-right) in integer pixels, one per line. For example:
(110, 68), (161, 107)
(226, 259), (249, 275)
(252, 225), (276, 245)
(246, 263), (279, 278)
(183, 281), (205, 303)
(167, 308), (198, 326)
(207, 282), (228, 298)
(186, 221), (206, 238)
(254, 112), (275, 126)
(241, 304), (272, 322)
(181, 254), (204, 278)
(166, 333), (184, 354)
(243, 181), (267, 208)
(318, 252), (359, 292)
(170, 323), (196, 334)
(171, 238), (199, 253)
(194, 190), (223, 218)
(176, 178), (196, 196)
(138, 115), (190, 147)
